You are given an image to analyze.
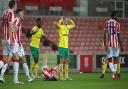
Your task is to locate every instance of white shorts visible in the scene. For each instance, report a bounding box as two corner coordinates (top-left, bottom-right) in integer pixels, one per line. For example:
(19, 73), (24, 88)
(107, 47), (120, 58)
(18, 45), (25, 57)
(10, 41), (19, 55)
(2, 40), (10, 56)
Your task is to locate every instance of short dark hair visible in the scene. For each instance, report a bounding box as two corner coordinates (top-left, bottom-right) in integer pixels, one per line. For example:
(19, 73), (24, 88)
(111, 11), (118, 18)
(8, 0), (16, 8)
(36, 17), (41, 22)
(16, 8), (23, 14)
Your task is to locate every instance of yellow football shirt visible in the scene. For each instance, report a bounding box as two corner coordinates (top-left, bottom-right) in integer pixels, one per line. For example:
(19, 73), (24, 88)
(30, 26), (44, 48)
(57, 19), (75, 48)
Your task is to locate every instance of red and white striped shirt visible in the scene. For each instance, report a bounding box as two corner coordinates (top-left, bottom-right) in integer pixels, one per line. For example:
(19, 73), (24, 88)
(1, 9), (15, 40)
(104, 19), (120, 48)
(14, 17), (22, 47)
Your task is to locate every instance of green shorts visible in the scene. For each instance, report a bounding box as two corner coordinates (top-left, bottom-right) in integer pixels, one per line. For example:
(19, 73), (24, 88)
(59, 47), (69, 59)
(30, 46), (39, 62)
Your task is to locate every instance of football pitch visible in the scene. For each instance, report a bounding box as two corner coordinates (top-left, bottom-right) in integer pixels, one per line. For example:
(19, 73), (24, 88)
(0, 73), (127, 89)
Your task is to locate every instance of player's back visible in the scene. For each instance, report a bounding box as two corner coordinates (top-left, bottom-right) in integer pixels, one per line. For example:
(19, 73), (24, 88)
(14, 17), (22, 41)
(1, 8), (14, 40)
(104, 19), (120, 48)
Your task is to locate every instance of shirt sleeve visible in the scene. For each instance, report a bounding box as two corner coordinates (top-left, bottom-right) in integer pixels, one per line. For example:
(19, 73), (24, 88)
(8, 12), (13, 23)
(33, 27), (37, 32)
(41, 28), (44, 36)
(67, 24), (75, 29)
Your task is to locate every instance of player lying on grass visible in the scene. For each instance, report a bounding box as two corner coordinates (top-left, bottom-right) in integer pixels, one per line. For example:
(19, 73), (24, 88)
(42, 56), (62, 81)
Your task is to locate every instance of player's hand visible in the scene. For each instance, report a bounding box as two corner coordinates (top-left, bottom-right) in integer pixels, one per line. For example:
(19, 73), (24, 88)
(61, 16), (64, 20)
(10, 40), (14, 48)
(67, 18), (71, 21)
(104, 45), (108, 51)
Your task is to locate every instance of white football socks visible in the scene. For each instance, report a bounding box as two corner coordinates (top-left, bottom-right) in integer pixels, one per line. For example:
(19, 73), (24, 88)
(109, 63), (115, 73)
(13, 62), (19, 82)
(23, 63), (31, 79)
(1, 64), (8, 78)
(113, 64), (117, 73)
(0, 61), (4, 69)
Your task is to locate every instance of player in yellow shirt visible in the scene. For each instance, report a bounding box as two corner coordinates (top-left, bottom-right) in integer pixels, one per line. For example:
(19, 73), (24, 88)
(30, 18), (44, 79)
(56, 16), (75, 80)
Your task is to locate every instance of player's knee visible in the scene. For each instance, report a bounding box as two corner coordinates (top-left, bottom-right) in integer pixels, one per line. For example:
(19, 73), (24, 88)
(108, 58), (112, 63)
(34, 60), (38, 63)
(60, 59), (64, 64)
(113, 57), (118, 64)
(12, 55), (19, 62)
(2, 57), (8, 64)
(21, 57), (26, 64)
(65, 60), (69, 64)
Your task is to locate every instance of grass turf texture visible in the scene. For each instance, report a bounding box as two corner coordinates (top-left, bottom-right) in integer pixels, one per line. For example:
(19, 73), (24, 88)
(0, 73), (127, 89)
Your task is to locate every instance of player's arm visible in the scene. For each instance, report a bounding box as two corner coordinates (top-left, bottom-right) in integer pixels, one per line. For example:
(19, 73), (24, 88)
(0, 22), (1, 31)
(42, 35), (58, 51)
(117, 33), (123, 51)
(56, 16), (63, 28)
(67, 18), (75, 29)
(117, 24), (123, 51)
(103, 21), (108, 51)
(8, 12), (15, 41)
(104, 30), (108, 51)
(30, 28), (38, 36)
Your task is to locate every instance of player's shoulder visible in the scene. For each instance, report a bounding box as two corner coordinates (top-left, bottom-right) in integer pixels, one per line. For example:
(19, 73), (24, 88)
(32, 26), (37, 30)
(6, 9), (13, 14)
(39, 27), (43, 30)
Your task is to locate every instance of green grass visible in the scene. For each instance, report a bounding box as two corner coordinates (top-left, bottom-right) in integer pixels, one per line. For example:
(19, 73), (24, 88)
(0, 73), (128, 89)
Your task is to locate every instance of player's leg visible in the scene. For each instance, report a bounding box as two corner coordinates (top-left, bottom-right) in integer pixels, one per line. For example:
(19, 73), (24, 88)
(117, 57), (120, 78)
(0, 56), (7, 83)
(53, 64), (63, 79)
(18, 47), (33, 82)
(0, 60), (4, 69)
(100, 57), (108, 78)
(0, 40), (11, 83)
(54, 64), (62, 73)
(12, 53), (21, 84)
(21, 56), (33, 82)
(0, 55), (12, 83)
(64, 48), (72, 80)
(30, 46), (39, 79)
(11, 42), (24, 84)
(42, 55), (48, 67)
(113, 48), (120, 79)
(108, 47), (115, 73)
(58, 47), (65, 80)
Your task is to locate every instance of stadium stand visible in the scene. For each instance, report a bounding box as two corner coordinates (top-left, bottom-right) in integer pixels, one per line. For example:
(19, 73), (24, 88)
(0, 17), (128, 55)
